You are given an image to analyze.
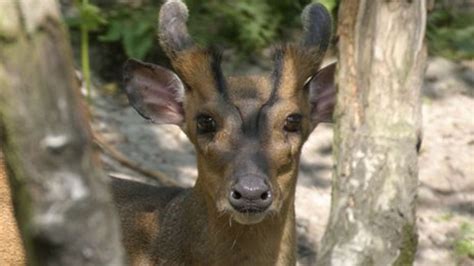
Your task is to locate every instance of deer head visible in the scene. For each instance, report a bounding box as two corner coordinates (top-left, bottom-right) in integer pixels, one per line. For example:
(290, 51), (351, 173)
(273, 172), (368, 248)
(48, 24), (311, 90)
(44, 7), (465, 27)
(123, 0), (335, 225)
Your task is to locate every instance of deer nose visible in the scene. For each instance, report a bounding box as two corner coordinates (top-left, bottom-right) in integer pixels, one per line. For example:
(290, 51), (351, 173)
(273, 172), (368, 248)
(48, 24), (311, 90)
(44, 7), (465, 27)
(228, 176), (272, 213)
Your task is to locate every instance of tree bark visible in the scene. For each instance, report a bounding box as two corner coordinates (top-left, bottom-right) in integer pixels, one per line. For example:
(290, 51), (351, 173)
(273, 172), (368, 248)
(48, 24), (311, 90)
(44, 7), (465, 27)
(0, 0), (125, 265)
(317, 1), (426, 265)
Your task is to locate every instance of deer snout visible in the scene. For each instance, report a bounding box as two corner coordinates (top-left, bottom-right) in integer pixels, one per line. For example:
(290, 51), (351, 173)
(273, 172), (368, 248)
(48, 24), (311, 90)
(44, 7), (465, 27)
(228, 175), (272, 213)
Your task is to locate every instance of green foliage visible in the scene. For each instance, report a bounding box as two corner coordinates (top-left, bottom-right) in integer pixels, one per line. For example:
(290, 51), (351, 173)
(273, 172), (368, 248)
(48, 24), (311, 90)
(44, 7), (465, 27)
(453, 222), (474, 260)
(66, 2), (106, 31)
(185, 0), (339, 54)
(67, 0), (106, 103)
(317, 0), (338, 13)
(67, 4), (155, 60)
(185, 0), (306, 53)
(427, 9), (474, 60)
(65, 0), (340, 60)
(64, 0), (474, 71)
(99, 8), (155, 60)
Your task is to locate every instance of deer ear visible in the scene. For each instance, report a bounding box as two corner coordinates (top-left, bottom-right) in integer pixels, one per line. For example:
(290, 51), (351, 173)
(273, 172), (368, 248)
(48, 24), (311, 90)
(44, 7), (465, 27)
(309, 62), (336, 125)
(123, 59), (185, 125)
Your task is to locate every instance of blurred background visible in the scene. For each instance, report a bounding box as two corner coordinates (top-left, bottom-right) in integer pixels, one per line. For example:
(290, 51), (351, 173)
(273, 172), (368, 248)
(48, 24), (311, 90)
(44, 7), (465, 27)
(60, 0), (473, 78)
(59, 0), (473, 265)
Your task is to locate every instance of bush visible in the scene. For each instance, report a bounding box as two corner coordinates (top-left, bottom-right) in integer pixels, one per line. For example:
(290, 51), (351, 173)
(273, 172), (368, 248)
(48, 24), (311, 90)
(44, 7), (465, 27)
(427, 9), (474, 60)
(65, 0), (340, 61)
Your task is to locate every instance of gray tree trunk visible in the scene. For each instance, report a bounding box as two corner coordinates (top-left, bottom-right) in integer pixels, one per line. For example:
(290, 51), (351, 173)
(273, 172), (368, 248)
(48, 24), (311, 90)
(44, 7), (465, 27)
(0, 1), (125, 265)
(317, 1), (427, 265)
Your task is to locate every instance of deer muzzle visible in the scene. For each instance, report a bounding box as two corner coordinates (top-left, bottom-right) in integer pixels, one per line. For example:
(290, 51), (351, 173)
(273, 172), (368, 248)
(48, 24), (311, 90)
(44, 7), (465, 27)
(228, 174), (273, 214)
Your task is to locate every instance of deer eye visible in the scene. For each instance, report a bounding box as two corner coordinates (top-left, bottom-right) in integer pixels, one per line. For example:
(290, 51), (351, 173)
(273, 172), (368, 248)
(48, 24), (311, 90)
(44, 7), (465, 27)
(196, 114), (217, 134)
(284, 114), (302, 132)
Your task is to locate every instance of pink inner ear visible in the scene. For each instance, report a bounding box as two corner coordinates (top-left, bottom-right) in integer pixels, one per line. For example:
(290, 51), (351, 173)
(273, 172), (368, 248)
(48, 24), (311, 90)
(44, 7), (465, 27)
(143, 97), (184, 125)
(309, 62), (337, 124)
(123, 59), (185, 125)
(312, 88), (336, 123)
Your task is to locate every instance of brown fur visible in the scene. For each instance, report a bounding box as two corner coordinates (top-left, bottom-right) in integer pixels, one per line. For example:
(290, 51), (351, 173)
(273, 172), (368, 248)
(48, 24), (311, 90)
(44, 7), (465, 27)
(0, 154), (25, 266)
(115, 3), (333, 261)
(0, 2), (333, 265)
(0, 69), (328, 265)
(172, 49), (218, 97)
(112, 178), (297, 265)
(278, 45), (324, 98)
(115, 68), (319, 265)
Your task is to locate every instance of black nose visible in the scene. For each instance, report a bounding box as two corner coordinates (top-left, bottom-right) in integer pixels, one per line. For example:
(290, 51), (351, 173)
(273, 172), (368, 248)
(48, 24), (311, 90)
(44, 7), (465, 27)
(228, 175), (272, 213)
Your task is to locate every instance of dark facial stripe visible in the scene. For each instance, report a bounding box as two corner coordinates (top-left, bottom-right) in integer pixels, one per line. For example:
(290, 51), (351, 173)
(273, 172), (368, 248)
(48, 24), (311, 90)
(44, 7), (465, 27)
(267, 47), (285, 106)
(209, 48), (228, 100)
(255, 47), (286, 139)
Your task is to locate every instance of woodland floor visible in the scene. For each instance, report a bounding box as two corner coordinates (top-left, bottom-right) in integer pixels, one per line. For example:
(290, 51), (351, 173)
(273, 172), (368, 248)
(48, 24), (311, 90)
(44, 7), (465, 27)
(90, 57), (473, 266)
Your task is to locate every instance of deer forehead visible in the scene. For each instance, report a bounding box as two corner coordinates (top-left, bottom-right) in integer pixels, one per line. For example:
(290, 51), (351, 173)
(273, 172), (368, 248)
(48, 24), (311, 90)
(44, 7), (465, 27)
(227, 76), (272, 103)
(183, 75), (306, 115)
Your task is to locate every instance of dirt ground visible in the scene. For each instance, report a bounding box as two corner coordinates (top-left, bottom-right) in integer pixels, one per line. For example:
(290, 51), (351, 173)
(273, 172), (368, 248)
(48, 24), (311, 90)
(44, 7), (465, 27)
(91, 57), (473, 265)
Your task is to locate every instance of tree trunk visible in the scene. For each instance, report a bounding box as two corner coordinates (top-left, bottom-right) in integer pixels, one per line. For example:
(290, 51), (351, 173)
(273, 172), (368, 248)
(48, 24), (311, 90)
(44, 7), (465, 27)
(317, 1), (427, 265)
(0, 1), (125, 265)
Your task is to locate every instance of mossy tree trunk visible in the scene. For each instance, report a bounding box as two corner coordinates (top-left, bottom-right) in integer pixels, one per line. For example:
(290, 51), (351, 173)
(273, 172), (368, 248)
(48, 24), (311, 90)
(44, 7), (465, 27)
(0, 0), (125, 265)
(317, 1), (427, 265)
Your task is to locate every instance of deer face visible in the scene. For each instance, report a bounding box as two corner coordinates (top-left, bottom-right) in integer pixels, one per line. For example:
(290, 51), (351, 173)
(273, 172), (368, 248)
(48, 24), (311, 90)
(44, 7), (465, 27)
(123, 0), (335, 225)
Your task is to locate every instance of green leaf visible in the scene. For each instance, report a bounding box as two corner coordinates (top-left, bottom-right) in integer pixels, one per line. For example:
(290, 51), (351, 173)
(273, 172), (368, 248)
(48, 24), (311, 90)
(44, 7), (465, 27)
(122, 21), (154, 59)
(99, 21), (123, 42)
(79, 3), (106, 31)
(128, 37), (153, 59)
(65, 16), (82, 28)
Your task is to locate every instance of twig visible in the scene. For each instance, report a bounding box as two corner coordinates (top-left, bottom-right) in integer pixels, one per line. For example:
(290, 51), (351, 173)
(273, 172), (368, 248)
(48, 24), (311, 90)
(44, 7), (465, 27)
(80, 0), (92, 104)
(93, 133), (182, 187)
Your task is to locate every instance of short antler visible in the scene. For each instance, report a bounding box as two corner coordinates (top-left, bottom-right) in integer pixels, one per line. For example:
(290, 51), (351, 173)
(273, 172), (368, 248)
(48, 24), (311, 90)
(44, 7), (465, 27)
(271, 3), (332, 97)
(159, 0), (195, 58)
(301, 3), (332, 52)
(158, 0), (227, 99)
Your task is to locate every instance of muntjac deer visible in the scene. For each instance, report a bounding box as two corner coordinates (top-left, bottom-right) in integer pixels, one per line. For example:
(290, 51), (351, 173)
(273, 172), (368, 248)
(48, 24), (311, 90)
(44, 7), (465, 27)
(113, 0), (336, 265)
